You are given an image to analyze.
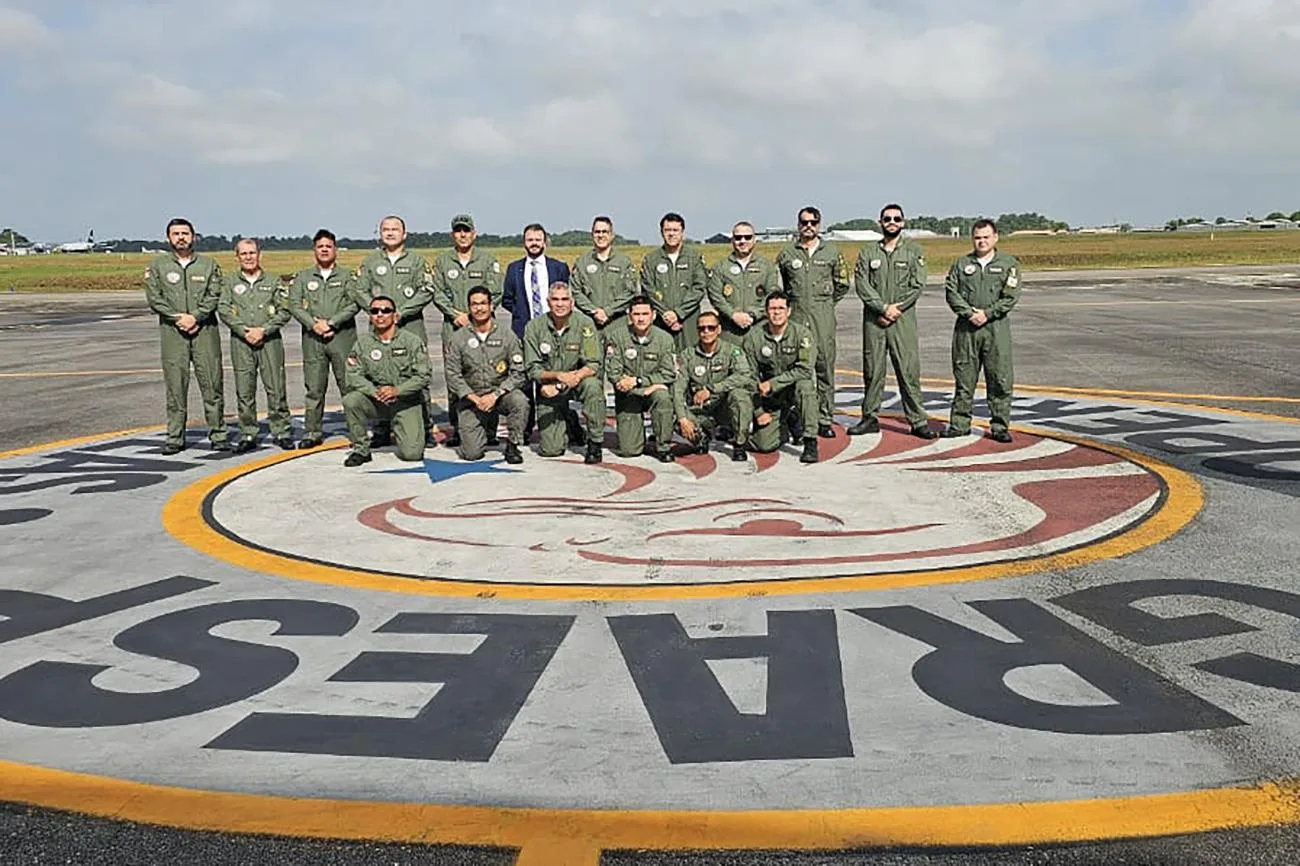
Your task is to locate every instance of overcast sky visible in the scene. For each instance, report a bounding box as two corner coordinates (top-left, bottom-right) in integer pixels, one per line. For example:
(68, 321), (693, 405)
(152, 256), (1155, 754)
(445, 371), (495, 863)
(2, 0), (1298, 242)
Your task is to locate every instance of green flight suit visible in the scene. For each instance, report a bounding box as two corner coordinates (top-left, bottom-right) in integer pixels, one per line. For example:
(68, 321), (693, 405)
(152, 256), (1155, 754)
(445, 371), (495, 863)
(350, 249), (435, 344)
(343, 329), (431, 461)
(524, 312), (607, 457)
(743, 322), (819, 453)
(944, 251), (1022, 436)
(640, 245), (708, 350)
(444, 322), (529, 461)
(672, 343), (755, 447)
(706, 253), (778, 344)
(288, 264), (360, 441)
(430, 248), (504, 426)
(570, 249), (638, 331)
(143, 252), (227, 447)
(854, 237), (932, 431)
(217, 271), (292, 440)
(604, 324), (678, 458)
(351, 249), (437, 433)
(776, 240), (850, 427)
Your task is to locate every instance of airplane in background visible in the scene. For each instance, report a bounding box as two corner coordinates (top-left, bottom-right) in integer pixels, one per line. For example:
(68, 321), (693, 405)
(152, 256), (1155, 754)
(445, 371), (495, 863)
(54, 230), (114, 253)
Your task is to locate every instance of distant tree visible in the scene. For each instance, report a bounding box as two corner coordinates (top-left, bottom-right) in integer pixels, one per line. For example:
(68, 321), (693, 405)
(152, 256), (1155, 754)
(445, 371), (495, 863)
(1185, 217), (1205, 224)
(2, 227), (30, 246)
(704, 232), (731, 244)
(1290, 211), (1300, 222)
(1119, 223), (1133, 233)
(828, 218), (879, 231)
(1266, 211), (1288, 221)
(1215, 216), (1228, 225)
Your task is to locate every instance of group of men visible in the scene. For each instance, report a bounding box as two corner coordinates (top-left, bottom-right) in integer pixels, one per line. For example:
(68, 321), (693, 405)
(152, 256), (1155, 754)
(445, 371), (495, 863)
(142, 206), (1020, 467)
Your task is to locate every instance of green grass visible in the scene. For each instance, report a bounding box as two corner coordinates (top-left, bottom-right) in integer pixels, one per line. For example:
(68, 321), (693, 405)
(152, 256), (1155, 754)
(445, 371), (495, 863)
(4, 232), (1300, 293)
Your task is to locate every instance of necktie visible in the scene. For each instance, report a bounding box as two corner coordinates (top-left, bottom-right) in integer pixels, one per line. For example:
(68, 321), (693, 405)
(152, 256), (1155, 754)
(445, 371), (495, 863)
(529, 260), (543, 317)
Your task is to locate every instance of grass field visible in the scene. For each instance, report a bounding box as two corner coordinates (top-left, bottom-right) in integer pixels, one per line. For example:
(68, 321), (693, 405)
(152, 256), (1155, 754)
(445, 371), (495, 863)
(3, 231), (1300, 293)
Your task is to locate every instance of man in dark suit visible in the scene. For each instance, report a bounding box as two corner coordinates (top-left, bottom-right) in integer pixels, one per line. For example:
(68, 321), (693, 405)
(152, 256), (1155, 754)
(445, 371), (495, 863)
(503, 223), (573, 441)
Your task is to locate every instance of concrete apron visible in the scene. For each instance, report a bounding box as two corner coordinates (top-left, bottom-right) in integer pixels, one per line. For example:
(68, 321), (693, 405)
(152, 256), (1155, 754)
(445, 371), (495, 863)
(2, 385), (1300, 861)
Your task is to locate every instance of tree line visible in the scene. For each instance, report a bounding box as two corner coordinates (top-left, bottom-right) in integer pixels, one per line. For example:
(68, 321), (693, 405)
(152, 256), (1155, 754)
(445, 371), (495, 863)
(829, 213), (1070, 234)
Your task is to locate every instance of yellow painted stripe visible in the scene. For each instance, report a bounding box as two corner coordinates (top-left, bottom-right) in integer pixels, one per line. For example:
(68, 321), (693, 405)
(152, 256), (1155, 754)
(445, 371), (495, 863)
(0, 759), (1297, 850)
(0, 404), (341, 461)
(161, 427), (1201, 601)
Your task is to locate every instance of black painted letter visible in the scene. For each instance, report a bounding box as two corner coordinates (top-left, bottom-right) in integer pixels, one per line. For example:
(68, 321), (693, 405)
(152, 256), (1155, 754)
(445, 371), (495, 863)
(208, 613), (573, 762)
(851, 599), (1241, 734)
(608, 611), (852, 764)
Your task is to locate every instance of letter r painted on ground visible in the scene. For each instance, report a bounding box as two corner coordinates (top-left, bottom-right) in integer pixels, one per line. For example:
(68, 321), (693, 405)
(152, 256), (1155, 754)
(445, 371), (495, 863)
(850, 599), (1243, 735)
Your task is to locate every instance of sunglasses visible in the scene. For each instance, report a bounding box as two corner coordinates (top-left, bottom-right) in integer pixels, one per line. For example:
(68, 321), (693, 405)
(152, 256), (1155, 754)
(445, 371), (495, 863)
(799, 218), (819, 226)
(369, 307), (396, 314)
(698, 324), (721, 332)
(880, 215), (905, 224)
(732, 234), (755, 241)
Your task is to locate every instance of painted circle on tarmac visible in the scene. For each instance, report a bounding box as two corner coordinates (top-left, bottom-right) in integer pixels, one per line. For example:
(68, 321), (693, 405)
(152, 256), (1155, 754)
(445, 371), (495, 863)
(178, 423), (1191, 597)
(3, 386), (1300, 862)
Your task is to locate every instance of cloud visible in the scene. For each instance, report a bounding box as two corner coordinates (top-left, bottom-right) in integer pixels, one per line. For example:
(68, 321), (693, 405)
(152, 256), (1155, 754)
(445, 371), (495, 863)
(2, 0), (1299, 239)
(0, 5), (54, 50)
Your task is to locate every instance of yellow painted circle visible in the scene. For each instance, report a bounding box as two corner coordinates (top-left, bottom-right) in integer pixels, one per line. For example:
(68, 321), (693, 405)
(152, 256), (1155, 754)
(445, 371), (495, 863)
(162, 427), (1203, 601)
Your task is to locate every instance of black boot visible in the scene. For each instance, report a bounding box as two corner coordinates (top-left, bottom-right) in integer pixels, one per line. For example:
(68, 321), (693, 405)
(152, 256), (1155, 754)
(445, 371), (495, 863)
(800, 437), (819, 464)
(503, 441), (524, 464)
(584, 440), (603, 464)
(847, 417), (879, 436)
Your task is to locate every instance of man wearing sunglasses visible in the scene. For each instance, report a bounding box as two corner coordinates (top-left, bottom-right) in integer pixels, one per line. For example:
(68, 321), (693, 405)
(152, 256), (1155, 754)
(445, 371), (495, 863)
(707, 221), (778, 345)
(849, 204), (937, 439)
(445, 286), (528, 464)
(431, 213), (504, 449)
(341, 296), (432, 466)
(775, 206), (850, 439)
(350, 215), (437, 447)
(673, 311), (754, 462)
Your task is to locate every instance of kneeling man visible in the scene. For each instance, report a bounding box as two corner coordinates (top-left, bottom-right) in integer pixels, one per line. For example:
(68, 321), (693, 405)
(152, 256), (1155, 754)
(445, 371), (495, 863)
(742, 291), (820, 464)
(524, 281), (606, 463)
(342, 296), (431, 466)
(604, 295), (677, 462)
(674, 310), (754, 461)
(445, 286), (528, 463)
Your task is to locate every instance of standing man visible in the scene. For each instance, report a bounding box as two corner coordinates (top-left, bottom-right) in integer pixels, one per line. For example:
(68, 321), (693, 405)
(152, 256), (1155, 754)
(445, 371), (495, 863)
(502, 223), (569, 340)
(707, 221), (778, 345)
(217, 238), (293, 452)
(743, 292), (819, 464)
(502, 223), (570, 441)
(341, 296), (431, 466)
(848, 204), (937, 439)
(570, 215), (637, 333)
(143, 217), (228, 454)
(674, 311), (754, 462)
(775, 206), (850, 438)
(640, 212), (707, 350)
(523, 282), (606, 464)
(431, 213), (504, 448)
(604, 295), (678, 462)
(350, 215), (436, 446)
(288, 228), (360, 449)
(444, 286), (528, 464)
(943, 219), (1021, 443)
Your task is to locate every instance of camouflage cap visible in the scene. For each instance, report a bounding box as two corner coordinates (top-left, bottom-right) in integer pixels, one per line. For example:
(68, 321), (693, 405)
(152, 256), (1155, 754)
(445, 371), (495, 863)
(451, 213), (475, 230)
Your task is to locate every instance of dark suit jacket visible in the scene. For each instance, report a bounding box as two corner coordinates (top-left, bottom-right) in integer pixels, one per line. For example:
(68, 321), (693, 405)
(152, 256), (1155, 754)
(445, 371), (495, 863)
(502, 255), (570, 339)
